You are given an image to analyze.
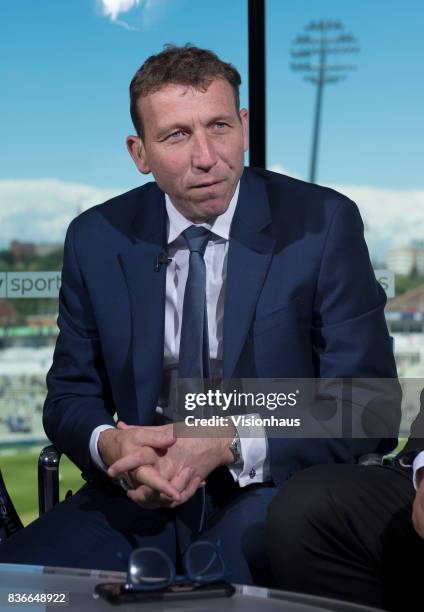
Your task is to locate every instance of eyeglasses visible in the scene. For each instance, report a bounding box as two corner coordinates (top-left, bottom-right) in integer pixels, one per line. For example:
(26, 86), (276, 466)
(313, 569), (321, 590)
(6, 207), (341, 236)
(125, 540), (225, 592)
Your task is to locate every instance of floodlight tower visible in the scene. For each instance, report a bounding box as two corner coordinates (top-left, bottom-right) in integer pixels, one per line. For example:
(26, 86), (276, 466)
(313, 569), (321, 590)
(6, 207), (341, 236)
(291, 20), (359, 183)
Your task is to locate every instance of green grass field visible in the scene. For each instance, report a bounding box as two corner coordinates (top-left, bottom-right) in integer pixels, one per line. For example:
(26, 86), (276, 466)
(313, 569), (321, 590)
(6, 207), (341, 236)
(1, 447), (84, 526)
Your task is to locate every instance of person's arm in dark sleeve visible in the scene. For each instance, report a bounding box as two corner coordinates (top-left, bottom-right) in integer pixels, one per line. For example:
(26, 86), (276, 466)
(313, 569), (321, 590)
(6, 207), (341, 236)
(43, 219), (116, 481)
(310, 197), (401, 454)
(268, 197), (401, 485)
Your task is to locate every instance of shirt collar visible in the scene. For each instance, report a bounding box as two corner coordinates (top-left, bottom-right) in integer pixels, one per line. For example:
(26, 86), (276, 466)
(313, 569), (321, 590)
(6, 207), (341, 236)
(165, 181), (240, 245)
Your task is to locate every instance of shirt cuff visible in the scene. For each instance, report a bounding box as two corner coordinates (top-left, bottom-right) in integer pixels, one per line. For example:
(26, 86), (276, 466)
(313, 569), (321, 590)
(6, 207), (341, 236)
(412, 451), (424, 490)
(228, 414), (271, 487)
(89, 424), (116, 473)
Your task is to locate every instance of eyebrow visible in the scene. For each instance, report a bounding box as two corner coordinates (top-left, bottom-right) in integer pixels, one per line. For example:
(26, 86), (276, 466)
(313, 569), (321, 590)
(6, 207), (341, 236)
(205, 114), (235, 125)
(155, 123), (187, 140)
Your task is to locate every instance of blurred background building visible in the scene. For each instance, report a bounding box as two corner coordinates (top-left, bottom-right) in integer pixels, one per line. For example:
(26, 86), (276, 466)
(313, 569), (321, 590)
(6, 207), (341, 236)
(387, 243), (424, 276)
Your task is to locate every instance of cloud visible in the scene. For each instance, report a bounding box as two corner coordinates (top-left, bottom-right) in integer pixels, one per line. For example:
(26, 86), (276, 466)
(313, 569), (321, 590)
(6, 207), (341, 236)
(1, 176), (422, 267)
(98, 0), (165, 30)
(269, 164), (300, 179)
(329, 183), (424, 264)
(0, 179), (127, 248)
(258, 167), (424, 265)
(100, 0), (142, 22)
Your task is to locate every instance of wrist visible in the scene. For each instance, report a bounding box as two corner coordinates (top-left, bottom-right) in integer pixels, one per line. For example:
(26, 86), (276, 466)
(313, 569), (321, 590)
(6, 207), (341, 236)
(221, 439), (236, 466)
(98, 428), (118, 467)
(220, 420), (239, 466)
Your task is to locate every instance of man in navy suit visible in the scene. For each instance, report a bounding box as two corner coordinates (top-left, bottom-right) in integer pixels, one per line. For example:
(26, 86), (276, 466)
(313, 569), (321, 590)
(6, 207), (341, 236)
(0, 45), (399, 582)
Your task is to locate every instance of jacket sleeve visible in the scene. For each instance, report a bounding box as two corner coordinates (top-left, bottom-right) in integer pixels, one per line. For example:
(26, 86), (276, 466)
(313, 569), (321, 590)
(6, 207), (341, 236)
(268, 198), (401, 486)
(43, 220), (116, 480)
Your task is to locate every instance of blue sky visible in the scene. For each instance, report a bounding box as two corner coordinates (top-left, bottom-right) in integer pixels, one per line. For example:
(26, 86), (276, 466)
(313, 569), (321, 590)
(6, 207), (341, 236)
(1, 0), (423, 191)
(267, 0), (424, 189)
(1, 0), (423, 259)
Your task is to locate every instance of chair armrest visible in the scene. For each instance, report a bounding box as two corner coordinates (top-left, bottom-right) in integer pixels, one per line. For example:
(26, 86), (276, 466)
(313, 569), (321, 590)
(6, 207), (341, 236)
(357, 453), (383, 466)
(38, 445), (61, 516)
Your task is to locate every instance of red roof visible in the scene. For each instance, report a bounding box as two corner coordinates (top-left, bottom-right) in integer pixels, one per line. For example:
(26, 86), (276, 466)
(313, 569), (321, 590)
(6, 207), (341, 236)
(386, 284), (424, 312)
(0, 299), (18, 319)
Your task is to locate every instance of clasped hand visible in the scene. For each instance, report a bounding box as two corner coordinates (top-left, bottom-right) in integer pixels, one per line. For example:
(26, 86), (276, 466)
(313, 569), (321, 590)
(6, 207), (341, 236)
(100, 420), (234, 510)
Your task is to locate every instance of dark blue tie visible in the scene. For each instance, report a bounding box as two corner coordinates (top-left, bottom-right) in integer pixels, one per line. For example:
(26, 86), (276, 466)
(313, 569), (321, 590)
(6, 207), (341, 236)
(176, 226), (211, 536)
(178, 226), (211, 379)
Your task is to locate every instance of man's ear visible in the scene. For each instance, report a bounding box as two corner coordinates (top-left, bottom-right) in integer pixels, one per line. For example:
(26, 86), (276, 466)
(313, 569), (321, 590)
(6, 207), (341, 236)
(239, 108), (249, 152)
(126, 135), (151, 174)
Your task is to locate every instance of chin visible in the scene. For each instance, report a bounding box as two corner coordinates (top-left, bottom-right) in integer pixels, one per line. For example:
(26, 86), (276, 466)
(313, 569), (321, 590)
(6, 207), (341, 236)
(195, 198), (229, 219)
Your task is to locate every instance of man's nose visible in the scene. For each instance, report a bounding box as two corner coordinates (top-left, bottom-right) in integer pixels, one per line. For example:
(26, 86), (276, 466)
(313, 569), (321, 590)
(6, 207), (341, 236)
(191, 133), (218, 171)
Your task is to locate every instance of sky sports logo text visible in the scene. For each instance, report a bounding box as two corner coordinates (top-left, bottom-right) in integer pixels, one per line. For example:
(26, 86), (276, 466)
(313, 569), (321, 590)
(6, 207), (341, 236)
(0, 272), (61, 298)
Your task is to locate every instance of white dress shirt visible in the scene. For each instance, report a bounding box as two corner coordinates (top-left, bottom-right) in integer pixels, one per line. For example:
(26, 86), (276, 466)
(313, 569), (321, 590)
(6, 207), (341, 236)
(90, 182), (270, 486)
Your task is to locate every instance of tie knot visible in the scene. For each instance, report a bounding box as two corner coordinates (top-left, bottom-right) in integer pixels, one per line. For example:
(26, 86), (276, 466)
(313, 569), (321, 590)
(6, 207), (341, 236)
(182, 226), (211, 255)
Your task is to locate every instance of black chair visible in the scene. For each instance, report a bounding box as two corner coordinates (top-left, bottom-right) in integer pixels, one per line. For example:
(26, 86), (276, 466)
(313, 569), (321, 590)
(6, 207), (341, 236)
(0, 468), (24, 541)
(38, 445), (76, 516)
(38, 445), (62, 516)
(357, 453), (387, 466)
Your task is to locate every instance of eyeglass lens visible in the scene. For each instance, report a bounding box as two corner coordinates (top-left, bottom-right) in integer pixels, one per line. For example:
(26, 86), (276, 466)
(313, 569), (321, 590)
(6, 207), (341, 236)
(185, 542), (224, 581)
(129, 549), (172, 586)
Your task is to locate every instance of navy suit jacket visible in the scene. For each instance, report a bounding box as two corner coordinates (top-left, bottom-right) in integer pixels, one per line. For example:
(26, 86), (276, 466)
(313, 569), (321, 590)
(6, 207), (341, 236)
(43, 167), (399, 486)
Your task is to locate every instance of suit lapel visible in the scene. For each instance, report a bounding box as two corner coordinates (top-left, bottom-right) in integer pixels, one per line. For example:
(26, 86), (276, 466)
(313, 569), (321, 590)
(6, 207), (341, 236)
(119, 184), (168, 424)
(118, 172), (277, 417)
(223, 169), (276, 378)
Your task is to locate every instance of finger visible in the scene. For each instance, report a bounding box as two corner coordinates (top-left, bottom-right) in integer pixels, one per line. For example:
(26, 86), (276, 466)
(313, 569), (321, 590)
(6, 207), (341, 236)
(127, 486), (148, 504)
(130, 482), (185, 509)
(133, 465), (181, 501)
(118, 421), (173, 436)
(127, 486), (161, 509)
(107, 449), (156, 478)
(169, 476), (203, 508)
(133, 428), (176, 449)
(128, 484), (176, 509)
(116, 421), (175, 448)
(170, 466), (195, 493)
(117, 420), (136, 430)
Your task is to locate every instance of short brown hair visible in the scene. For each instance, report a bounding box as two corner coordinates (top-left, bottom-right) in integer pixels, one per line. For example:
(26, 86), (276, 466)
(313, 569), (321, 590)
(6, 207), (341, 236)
(129, 44), (242, 139)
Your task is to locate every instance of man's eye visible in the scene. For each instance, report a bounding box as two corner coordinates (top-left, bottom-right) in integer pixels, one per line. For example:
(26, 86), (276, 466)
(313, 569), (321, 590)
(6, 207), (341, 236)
(166, 130), (184, 140)
(211, 122), (230, 133)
